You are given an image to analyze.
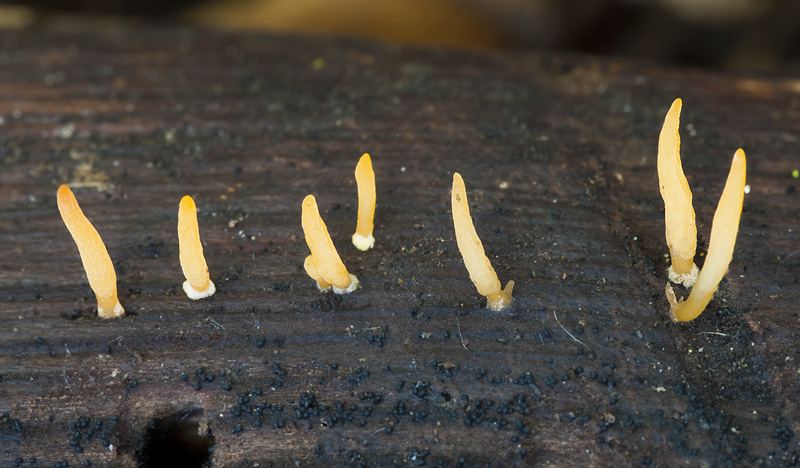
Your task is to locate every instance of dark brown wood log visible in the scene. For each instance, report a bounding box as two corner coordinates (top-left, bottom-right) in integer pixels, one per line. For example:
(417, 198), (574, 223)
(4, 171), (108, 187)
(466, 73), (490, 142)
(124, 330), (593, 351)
(1, 23), (799, 468)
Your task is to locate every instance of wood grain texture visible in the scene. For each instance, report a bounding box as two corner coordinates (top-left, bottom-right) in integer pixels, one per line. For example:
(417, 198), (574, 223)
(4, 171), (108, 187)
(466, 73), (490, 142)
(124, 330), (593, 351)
(0, 25), (799, 467)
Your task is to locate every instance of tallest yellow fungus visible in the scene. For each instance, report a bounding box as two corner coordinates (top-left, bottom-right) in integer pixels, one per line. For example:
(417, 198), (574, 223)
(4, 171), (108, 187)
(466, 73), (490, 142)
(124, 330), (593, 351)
(667, 149), (746, 322)
(451, 173), (514, 311)
(352, 153), (376, 251)
(658, 98), (699, 287)
(57, 185), (124, 319)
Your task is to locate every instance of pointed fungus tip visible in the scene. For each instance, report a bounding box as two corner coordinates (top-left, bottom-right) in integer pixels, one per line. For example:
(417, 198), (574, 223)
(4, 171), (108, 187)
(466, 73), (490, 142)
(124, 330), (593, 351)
(451, 172), (513, 310)
(179, 194), (195, 211)
(658, 96), (697, 278)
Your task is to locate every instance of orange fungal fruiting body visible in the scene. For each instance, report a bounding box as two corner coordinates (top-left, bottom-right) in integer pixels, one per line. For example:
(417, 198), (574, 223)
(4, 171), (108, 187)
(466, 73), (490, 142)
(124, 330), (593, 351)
(302, 195), (359, 294)
(352, 153), (376, 251)
(451, 173), (513, 311)
(658, 98), (699, 287)
(178, 195), (215, 299)
(57, 185), (124, 319)
(668, 149), (746, 322)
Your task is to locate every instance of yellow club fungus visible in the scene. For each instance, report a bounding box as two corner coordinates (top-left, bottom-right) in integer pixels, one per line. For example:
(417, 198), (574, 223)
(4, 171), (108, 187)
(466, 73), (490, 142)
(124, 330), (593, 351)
(352, 153), (376, 251)
(56, 185), (124, 319)
(302, 194), (359, 294)
(451, 172), (514, 311)
(667, 149), (746, 322)
(178, 195), (215, 300)
(658, 98), (699, 287)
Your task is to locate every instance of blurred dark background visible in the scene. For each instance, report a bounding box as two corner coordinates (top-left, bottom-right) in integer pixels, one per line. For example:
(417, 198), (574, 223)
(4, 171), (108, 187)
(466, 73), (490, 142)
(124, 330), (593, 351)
(1, 0), (799, 71)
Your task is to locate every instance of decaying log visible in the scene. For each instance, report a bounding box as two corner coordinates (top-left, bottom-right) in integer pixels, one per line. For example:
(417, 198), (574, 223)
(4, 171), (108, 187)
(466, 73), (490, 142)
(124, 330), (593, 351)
(1, 23), (799, 467)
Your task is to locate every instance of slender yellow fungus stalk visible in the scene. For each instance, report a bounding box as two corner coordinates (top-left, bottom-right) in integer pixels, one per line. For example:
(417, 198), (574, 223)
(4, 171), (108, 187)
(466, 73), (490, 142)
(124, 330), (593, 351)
(668, 149), (746, 322)
(658, 98), (699, 287)
(304, 255), (331, 291)
(57, 185), (124, 319)
(302, 195), (359, 294)
(352, 153), (376, 251)
(451, 173), (514, 311)
(178, 195), (215, 300)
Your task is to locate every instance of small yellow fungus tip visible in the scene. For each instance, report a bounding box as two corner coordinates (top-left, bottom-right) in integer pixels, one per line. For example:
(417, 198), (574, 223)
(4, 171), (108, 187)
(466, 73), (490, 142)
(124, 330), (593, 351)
(658, 98), (698, 284)
(178, 195), (215, 300)
(56, 185), (124, 319)
(669, 149), (747, 322)
(451, 172), (513, 310)
(302, 194), (359, 294)
(352, 153), (376, 251)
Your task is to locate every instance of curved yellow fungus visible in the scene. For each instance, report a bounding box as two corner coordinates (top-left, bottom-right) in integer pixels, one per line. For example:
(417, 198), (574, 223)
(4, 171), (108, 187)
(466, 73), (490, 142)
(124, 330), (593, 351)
(667, 149), (746, 322)
(178, 195), (215, 300)
(352, 153), (376, 251)
(302, 195), (359, 294)
(57, 185), (124, 319)
(658, 98), (699, 287)
(451, 172), (514, 311)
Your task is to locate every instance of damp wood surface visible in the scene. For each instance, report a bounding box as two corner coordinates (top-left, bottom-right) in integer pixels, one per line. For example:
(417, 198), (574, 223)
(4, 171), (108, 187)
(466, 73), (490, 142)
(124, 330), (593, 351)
(1, 24), (799, 468)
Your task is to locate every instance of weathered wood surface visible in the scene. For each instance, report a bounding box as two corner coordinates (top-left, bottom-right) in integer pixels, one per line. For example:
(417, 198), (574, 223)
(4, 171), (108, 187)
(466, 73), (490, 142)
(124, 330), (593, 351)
(0, 25), (799, 468)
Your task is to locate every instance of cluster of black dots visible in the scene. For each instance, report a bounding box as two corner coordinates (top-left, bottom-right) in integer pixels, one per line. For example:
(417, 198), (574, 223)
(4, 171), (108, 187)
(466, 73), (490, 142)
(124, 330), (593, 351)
(95, 311), (795, 468)
(346, 450), (366, 468)
(202, 361), (538, 464)
(2, 411), (23, 432)
(64, 414), (119, 466)
(462, 393), (533, 437)
(228, 387), (286, 433)
(195, 352), (541, 465)
(367, 327), (387, 348)
(270, 362), (287, 388)
(472, 369), (504, 385)
(348, 366), (371, 385)
(10, 457), (36, 467)
(770, 420), (798, 467)
(328, 400), (380, 428)
(430, 360), (458, 377)
(4, 413), (33, 468)
(177, 365), (246, 392)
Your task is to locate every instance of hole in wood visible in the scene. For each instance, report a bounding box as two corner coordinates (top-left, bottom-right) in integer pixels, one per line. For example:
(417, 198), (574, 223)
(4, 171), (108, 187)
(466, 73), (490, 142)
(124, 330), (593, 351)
(137, 408), (214, 468)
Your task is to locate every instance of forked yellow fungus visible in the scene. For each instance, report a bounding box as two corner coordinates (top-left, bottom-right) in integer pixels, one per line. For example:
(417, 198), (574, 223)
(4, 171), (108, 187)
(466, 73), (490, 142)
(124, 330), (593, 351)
(451, 173), (514, 311)
(658, 98), (699, 287)
(303, 255), (332, 291)
(667, 149), (746, 322)
(57, 185), (124, 319)
(178, 195), (215, 300)
(302, 195), (359, 294)
(352, 153), (376, 251)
